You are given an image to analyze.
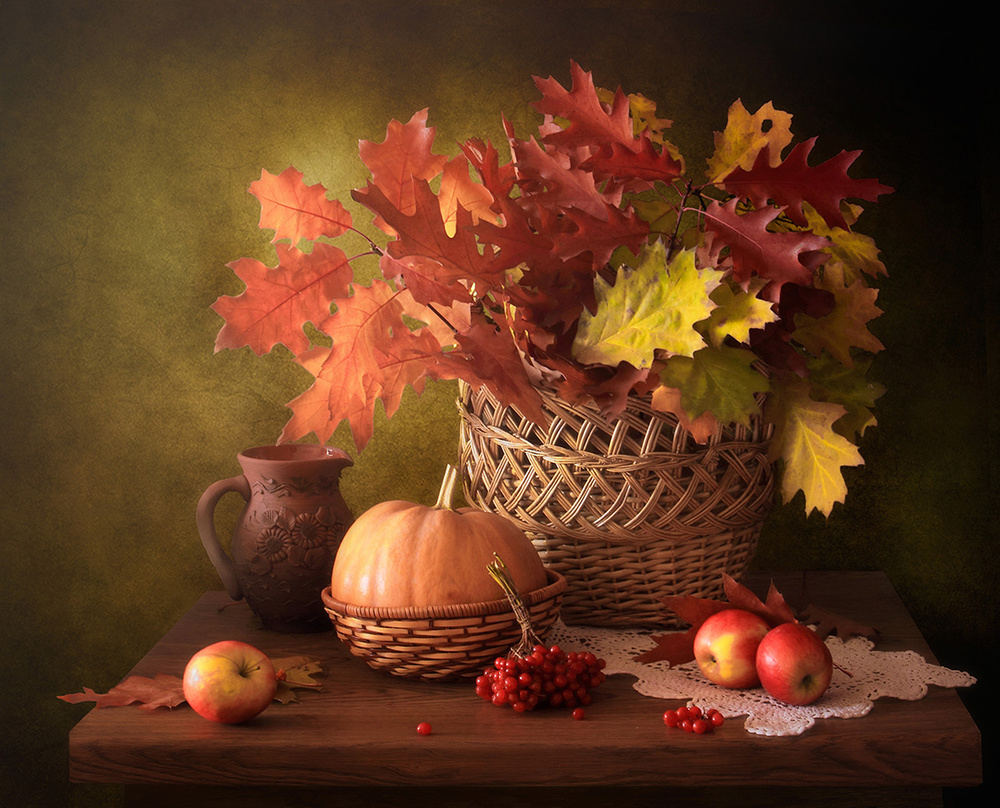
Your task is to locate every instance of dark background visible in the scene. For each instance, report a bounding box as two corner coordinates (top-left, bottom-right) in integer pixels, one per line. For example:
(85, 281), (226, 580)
(1, 2), (994, 806)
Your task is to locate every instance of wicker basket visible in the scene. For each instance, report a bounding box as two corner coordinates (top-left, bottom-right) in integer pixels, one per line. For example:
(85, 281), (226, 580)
(457, 382), (774, 627)
(320, 569), (566, 681)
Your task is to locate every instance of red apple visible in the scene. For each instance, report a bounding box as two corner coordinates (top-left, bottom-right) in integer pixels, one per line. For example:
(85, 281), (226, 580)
(755, 622), (833, 705)
(182, 640), (278, 724)
(693, 608), (770, 689)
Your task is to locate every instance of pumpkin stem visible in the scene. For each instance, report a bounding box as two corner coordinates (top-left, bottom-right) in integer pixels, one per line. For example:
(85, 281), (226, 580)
(488, 553), (542, 657)
(434, 464), (459, 510)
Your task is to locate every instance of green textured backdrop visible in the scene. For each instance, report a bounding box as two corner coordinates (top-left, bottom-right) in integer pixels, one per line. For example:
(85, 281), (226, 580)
(1, 2), (995, 806)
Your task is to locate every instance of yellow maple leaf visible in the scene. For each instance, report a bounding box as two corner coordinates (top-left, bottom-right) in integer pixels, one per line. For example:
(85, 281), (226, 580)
(703, 279), (779, 348)
(804, 204), (888, 283)
(572, 243), (723, 369)
(793, 263), (885, 367)
(705, 99), (794, 183)
(767, 379), (864, 517)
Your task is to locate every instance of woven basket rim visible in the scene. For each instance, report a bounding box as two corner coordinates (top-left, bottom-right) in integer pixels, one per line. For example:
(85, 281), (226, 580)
(457, 381), (772, 462)
(321, 568), (566, 621)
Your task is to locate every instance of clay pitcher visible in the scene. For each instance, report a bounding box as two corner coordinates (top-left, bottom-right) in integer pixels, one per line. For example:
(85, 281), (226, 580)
(197, 444), (354, 632)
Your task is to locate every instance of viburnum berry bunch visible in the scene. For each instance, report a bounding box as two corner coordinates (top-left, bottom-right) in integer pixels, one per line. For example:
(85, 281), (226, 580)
(475, 644), (607, 712)
(663, 705), (725, 734)
(477, 555), (607, 712)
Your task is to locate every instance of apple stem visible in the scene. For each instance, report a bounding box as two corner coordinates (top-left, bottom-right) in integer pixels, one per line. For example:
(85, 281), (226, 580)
(834, 661), (853, 678)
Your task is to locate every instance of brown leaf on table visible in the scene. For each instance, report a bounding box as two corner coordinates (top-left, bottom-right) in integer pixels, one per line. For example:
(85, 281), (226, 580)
(723, 573), (797, 626)
(57, 674), (186, 711)
(632, 589), (731, 666)
(633, 625), (702, 667)
(797, 602), (880, 640)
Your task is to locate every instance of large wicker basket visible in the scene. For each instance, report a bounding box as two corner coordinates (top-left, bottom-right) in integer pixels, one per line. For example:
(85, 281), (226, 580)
(321, 569), (566, 681)
(458, 382), (774, 627)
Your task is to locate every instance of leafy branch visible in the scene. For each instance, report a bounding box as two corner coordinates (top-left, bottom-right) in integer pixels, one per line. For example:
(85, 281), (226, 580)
(212, 61), (893, 517)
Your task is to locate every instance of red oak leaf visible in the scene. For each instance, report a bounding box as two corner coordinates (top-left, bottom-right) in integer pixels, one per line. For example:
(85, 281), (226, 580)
(722, 139), (894, 229)
(59, 659), (325, 710)
(430, 314), (547, 426)
(581, 136), (685, 187)
(212, 241), (353, 356)
(508, 133), (613, 220)
(249, 167), (353, 244)
(550, 205), (650, 269)
(703, 199), (829, 294)
(472, 194), (555, 272)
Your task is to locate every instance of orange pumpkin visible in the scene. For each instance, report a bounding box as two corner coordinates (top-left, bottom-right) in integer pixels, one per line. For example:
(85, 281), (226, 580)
(329, 466), (547, 608)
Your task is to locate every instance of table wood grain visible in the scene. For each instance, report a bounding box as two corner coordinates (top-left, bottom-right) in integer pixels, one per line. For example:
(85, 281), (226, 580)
(68, 571), (981, 806)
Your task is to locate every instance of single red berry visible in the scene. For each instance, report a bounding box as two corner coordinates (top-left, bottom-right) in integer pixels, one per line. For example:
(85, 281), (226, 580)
(709, 711), (725, 727)
(572, 707), (586, 720)
(687, 705), (702, 719)
(663, 709), (679, 727)
(675, 706), (690, 721)
(416, 722), (432, 736)
(692, 719), (709, 734)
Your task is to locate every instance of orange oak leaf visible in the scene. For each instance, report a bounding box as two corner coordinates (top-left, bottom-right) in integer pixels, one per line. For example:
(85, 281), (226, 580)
(650, 385), (720, 444)
(249, 167), (353, 244)
(212, 241), (353, 356)
(532, 60), (634, 151)
(438, 153), (497, 237)
(705, 99), (794, 183)
(359, 108), (448, 233)
(58, 674), (186, 711)
(278, 281), (441, 449)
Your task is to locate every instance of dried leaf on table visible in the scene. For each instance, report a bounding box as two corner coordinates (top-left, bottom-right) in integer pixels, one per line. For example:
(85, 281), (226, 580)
(272, 656), (325, 703)
(57, 674), (186, 710)
(797, 602), (880, 640)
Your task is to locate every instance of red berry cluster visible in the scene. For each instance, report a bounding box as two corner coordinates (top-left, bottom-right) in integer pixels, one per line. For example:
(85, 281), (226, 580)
(663, 705), (725, 734)
(475, 644), (607, 712)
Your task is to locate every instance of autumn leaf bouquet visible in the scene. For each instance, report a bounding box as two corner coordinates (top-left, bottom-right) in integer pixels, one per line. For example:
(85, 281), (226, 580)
(213, 61), (892, 518)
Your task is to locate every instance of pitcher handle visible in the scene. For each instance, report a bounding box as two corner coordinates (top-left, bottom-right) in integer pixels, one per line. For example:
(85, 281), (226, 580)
(195, 475), (251, 601)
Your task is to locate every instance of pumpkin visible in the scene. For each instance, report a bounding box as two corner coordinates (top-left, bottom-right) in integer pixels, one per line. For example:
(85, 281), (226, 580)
(329, 466), (547, 608)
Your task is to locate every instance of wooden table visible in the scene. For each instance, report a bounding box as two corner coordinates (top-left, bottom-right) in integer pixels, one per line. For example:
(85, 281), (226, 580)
(68, 571), (981, 807)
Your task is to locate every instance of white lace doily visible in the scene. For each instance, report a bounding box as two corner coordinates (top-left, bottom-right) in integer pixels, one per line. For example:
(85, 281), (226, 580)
(548, 621), (977, 736)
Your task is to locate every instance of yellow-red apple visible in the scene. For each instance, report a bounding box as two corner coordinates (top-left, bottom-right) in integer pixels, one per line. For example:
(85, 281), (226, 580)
(182, 640), (277, 724)
(693, 608), (770, 689)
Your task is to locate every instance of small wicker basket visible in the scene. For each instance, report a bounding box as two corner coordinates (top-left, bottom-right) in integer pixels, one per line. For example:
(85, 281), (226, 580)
(321, 569), (566, 681)
(458, 382), (774, 627)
